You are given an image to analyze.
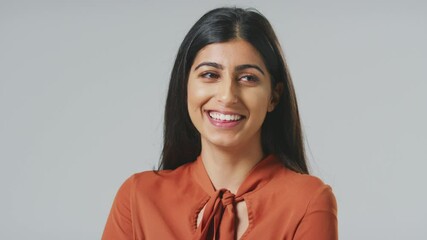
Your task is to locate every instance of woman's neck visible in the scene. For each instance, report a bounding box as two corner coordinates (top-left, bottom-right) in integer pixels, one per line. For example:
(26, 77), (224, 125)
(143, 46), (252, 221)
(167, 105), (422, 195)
(200, 140), (264, 194)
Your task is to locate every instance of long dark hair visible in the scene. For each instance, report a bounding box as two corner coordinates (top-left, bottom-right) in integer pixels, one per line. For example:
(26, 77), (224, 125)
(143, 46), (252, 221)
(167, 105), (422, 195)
(160, 7), (308, 174)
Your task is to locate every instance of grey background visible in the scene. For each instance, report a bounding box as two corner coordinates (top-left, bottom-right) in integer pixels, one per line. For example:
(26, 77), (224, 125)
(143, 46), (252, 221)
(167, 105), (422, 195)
(1, 0), (426, 239)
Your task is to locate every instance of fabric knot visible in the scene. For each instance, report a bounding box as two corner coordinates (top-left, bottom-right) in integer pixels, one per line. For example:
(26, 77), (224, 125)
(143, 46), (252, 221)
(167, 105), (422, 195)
(193, 189), (238, 240)
(220, 190), (235, 206)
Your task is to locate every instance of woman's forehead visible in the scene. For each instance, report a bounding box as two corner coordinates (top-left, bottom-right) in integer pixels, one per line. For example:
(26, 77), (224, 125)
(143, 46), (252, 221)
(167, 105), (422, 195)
(192, 40), (267, 70)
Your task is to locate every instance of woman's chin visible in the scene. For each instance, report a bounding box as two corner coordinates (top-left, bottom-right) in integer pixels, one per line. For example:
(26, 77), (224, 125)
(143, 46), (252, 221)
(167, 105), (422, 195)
(201, 135), (242, 149)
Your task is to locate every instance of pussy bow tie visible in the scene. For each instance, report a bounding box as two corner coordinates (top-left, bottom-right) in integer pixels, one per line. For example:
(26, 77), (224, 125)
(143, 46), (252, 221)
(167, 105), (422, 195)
(194, 189), (243, 240)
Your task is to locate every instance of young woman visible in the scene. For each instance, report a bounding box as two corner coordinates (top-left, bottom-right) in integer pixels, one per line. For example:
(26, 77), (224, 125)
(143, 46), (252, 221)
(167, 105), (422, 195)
(103, 7), (338, 240)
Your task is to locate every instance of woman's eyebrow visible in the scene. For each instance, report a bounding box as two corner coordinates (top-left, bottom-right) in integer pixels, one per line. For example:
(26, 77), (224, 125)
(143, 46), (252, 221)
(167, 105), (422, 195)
(194, 62), (265, 76)
(194, 62), (223, 71)
(235, 64), (265, 75)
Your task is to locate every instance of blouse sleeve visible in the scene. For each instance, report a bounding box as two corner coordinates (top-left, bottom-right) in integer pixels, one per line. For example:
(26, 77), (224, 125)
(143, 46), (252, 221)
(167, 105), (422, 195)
(102, 175), (134, 240)
(293, 185), (338, 240)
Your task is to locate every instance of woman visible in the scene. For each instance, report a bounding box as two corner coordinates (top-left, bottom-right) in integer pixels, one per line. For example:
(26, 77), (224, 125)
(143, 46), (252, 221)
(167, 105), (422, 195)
(103, 7), (338, 240)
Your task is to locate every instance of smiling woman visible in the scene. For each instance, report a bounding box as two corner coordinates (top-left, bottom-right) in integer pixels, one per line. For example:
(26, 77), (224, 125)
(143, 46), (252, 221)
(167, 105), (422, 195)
(102, 7), (338, 240)
(187, 40), (275, 153)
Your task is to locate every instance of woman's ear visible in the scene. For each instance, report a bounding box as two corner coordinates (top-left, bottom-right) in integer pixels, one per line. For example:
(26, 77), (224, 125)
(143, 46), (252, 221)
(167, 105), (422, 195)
(268, 83), (283, 112)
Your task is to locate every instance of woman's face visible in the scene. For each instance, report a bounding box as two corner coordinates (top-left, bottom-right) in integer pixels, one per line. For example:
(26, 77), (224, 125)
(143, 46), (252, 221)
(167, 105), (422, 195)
(187, 39), (278, 150)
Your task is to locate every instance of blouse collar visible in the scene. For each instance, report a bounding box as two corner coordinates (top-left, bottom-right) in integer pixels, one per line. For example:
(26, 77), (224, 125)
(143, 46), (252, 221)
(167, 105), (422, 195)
(191, 154), (283, 198)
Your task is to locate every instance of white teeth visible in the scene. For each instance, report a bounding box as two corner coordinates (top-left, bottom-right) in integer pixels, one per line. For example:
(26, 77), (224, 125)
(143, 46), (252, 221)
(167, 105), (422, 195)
(209, 112), (242, 121)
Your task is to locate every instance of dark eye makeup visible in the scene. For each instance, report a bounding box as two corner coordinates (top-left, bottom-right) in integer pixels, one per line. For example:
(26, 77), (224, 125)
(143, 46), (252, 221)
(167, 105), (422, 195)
(200, 72), (220, 79)
(239, 74), (259, 82)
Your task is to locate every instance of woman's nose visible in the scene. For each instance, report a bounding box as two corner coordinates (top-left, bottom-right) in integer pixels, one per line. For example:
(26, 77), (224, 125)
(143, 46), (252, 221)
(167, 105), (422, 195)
(216, 77), (238, 105)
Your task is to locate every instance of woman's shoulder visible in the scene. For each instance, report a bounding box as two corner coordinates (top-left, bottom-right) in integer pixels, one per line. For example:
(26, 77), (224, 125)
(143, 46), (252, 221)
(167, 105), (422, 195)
(276, 166), (332, 193)
(121, 161), (196, 193)
(266, 168), (338, 239)
(268, 166), (337, 210)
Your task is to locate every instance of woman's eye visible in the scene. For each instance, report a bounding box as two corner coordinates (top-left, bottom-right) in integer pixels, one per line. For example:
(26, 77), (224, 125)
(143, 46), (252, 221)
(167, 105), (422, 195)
(240, 75), (259, 82)
(200, 72), (219, 79)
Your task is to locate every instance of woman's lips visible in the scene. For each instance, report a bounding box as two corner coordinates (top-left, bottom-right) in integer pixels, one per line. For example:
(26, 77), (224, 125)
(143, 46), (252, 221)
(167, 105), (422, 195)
(206, 110), (245, 128)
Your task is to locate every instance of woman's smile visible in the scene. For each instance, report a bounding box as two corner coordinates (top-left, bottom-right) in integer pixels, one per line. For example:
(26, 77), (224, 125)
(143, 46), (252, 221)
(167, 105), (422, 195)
(205, 110), (246, 128)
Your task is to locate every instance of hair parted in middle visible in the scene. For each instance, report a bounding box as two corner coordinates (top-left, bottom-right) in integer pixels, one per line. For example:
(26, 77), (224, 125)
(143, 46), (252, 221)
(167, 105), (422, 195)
(160, 7), (308, 174)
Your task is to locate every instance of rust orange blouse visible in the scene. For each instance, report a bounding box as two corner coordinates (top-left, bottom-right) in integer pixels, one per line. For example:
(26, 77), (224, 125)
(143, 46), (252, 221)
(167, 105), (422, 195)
(102, 155), (338, 239)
